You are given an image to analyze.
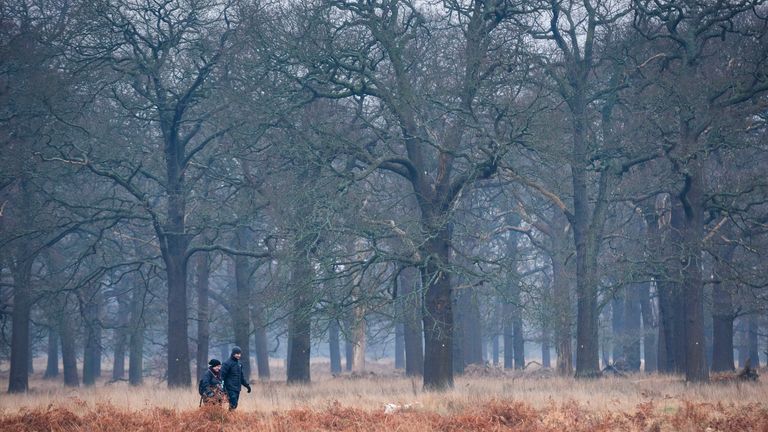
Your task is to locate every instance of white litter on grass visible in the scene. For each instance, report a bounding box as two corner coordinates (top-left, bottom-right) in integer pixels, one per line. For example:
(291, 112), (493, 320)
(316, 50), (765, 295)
(384, 402), (422, 414)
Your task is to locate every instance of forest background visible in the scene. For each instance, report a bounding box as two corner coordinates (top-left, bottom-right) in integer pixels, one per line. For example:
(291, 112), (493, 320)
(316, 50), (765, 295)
(1, 1), (768, 420)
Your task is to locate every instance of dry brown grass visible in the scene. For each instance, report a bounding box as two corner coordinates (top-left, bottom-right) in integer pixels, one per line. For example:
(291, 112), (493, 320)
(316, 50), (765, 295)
(1, 362), (766, 431)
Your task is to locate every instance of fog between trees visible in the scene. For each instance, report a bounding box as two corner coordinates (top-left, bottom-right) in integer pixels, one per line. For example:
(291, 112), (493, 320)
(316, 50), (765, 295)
(1, 0), (767, 393)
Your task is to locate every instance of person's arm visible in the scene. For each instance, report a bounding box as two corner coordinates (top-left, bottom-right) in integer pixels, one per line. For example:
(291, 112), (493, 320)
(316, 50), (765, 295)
(201, 371), (214, 396)
(241, 364), (251, 392)
(220, 362), (230, 382)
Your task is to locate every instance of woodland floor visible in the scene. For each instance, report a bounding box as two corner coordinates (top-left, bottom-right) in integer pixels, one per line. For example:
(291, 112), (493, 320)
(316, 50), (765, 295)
(0, 361), (766, 431)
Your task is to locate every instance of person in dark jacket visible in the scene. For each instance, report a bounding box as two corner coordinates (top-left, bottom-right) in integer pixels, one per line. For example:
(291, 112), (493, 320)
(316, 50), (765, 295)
(199, 359), (225, 406)
(220, 346), (251, 410)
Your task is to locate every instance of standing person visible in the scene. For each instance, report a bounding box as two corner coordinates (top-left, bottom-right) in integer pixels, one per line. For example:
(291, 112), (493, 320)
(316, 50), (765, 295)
(220, 346), (251, 410)
(198, 359), (226, 406)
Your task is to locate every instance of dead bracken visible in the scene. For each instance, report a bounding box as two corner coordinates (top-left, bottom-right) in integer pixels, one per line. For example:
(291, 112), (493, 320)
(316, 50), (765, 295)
(1, 399), (767, 432)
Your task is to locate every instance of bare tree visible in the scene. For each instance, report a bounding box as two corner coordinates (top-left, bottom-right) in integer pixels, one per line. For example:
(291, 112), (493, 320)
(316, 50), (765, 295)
(63, 0), (238, 387)
(632, 0), (768, 382)
(526, 0), (635, 378)
(285, 0), (533, 390)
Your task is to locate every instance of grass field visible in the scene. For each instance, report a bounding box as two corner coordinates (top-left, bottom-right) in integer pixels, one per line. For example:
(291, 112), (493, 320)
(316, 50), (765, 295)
(0, 362), (766, 431)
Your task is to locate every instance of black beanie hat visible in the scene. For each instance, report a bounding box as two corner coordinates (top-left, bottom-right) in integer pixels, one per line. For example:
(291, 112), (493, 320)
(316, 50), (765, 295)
(208, 358), (221, 367)
(231, 346), (242, 355)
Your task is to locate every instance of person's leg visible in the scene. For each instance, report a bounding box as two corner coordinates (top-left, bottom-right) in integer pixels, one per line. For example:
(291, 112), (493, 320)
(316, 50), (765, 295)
(227, 390), (240, 410)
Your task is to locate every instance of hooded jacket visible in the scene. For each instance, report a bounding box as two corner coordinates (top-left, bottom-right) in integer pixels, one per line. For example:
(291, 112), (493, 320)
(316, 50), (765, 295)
(199, 367), (223, 396)
(221, 353), (248, 393)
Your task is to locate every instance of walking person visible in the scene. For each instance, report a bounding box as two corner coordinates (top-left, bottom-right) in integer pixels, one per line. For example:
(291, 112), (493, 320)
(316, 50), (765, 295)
(220, 346), (251, 410)
(198, 359), (226, 407)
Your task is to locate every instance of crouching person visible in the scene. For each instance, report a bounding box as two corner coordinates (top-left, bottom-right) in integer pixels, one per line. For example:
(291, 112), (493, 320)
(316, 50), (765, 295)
(199, 359), (226, 407)
(221, 346), (251, 411)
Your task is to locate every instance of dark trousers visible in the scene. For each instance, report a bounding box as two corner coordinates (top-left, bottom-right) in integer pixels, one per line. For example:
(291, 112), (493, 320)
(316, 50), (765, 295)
(227, 390), (240, 410)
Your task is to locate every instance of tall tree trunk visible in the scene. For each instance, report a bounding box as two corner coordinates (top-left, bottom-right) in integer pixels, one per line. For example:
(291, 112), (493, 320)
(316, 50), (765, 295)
(128, 276), (145, 386)
(638, 282), (657, 373)
(540, 271), (552, 369)
(504, 225), (522, 370)
(60, 310), (79, 387)
(552, 270), (573, 374)
(551, 211), (573, 376)
(573, 243), (601, 377)
(657, 276), (684, 372)
(82, 310), (99, 385)
(345, 338), (354, 372)
(128, 327), (144, 385)
(513, 306), (524, 370)
(470, 292), (485, 366)
(28, 341), (34, 376)
(161, 174), (191, 388)
(453, 288), (466, 374)
(748, 315), (760, 367)
(737, 319), (748, 368)
(541, 329), (551, 368)
(83, 285), (103, 386)
(112, 334), (127, 381)
(711, 245), (736, 372)
(711, 296), (734, 372)
(112, 288), (131, 381)
(657, 314), (668, 372)
(350, 239), (369, 374)
(252, 306), (271, 380)
(157, 112), (193, 388)
(503, 299), (514, 369)
(677, 157), (708, 382)
(460, 288), (484, 367)
(623, 285), (642, 371)
(393, 270), (406, 370)
(350, 260), (368, 374)
(510, 282), (525, 370)
(572, 107), (603, 378)
(664, 204), (688, 374)
(195, 252), (210, 379)
(658, 281), (681, 373)
(507, 258), (525, 370)
(351, 308), (366, 373)
(601, 307), (611, 367)
(344, 315), (354, 372)
(492, 298), (502, 366)
(395, 322), (405, 370)
(163, 235), (190, 387)
(44, 328), (59, 379)
(611, 291), (625, 363)
(394, 274), (405, 370)
(287, 297), (312, 383)
(452, 290), (468, 374)
(652, 200), (687, 374)
(233, 245), (252, 381)
(400, 267), (423, 377)
(286, 239), (314, 383)
(329, 319), (342, 374)
(8, 253), (33, 393)
(421, 226), (453, 390)
(643, 204), (674, 373)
